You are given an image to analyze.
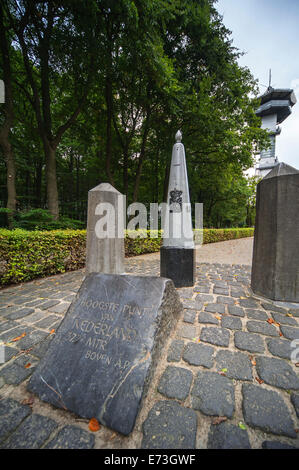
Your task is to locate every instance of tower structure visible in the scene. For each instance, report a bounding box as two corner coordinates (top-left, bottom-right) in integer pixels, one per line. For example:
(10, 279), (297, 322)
(255, 85), (296, 178)
(160, 130), (195, 287)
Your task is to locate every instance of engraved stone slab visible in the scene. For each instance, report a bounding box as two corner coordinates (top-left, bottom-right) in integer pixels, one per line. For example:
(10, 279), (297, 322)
(27, 273), (182, 435)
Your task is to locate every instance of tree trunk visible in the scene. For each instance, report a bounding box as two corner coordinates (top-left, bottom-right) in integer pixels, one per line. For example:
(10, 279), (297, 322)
(206, 199), (215, 222)
(3, 139), (16, 218)
(105, 76), (115, 186)
(163, 159), (170, 202)
(123, 148), (129, 196)
(15, 3), (91, 220)
(25, 168), (30, 200)
(35, 159), (42, 207)
(112, 118), (131, 197)
(0, 4), (16, 227)
(154, 149), (159, 203)
(44, 139), (59, 219)
(132, 110), (151, 202)
(76, 156), (80, 219)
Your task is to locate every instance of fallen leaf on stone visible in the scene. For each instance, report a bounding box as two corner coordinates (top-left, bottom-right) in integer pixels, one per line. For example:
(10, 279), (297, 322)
(255, 377), (264, 384)
(11, 332), (26, 342)
(22, 396), (34, 406)
(110, 432), (117, 440)
(286, 313), (293, 317)
(279, 332), (283, 337)
(249, 356), (256, 366)
(215, 316), (221, 320)
(88, 417), (101, 432)
(212, 416), (227, 425)
(221, 368), (227, 373)
(24, 363), (31, 369)
(238, 421), (246, 430)
(49, 329), (55, 334)
(267, 318), (274, 324)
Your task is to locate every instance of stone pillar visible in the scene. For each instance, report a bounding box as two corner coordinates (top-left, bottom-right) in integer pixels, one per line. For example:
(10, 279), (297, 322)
(86, 183), (125, 275)
(160, 131), (195, 287)
(251, 163), (299, 302)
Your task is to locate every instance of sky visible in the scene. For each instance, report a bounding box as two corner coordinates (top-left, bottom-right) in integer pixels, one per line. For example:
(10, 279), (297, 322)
(216, 0), (299, 171)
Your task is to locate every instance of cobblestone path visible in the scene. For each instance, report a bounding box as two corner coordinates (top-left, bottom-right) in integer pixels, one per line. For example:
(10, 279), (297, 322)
(0, 258), (298, 449)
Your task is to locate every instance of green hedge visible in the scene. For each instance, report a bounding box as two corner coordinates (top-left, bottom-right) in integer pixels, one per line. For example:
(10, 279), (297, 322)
(0, 227), (254, 286)
(202, 228), (254, 244)
(0, 229), (86, 286)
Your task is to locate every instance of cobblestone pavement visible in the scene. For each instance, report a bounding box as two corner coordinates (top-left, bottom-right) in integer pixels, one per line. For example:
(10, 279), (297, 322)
(0, 257), (299, 449)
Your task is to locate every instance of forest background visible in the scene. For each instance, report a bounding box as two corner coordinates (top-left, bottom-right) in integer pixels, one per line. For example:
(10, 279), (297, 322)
(0, 0), (269, 231)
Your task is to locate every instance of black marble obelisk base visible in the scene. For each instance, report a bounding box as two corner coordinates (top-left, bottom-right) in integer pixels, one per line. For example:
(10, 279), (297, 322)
(160, 246), (195, 288)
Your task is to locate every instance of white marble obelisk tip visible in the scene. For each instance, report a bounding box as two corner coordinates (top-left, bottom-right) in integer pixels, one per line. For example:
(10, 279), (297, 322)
(175, 130), (182, 143)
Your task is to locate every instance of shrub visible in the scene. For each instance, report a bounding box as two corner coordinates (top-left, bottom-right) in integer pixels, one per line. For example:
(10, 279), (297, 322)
(0, 229), (86, 285)
(125, 230), (162, 256)
(0, 227), (254, 286)
(12, 208), (84, 230)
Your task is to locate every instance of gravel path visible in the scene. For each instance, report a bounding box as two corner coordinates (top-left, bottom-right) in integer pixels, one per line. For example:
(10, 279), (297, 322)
(196, 237), (254, 265)
(136, 237), (254, 266)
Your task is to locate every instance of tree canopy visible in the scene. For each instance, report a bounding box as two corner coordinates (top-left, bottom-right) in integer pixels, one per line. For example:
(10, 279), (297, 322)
(0, 0), (268, 228)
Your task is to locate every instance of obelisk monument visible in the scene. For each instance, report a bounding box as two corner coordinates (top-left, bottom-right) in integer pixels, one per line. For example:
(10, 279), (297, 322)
(160, 130), (195, 287)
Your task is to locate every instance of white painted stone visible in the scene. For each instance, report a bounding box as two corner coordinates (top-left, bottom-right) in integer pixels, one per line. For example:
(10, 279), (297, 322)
(162, 131), (194, 249)
(85, 183), (125, 275)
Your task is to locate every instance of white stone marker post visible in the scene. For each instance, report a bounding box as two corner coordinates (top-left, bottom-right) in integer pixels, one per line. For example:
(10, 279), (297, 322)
(85, 183), (125, 275)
